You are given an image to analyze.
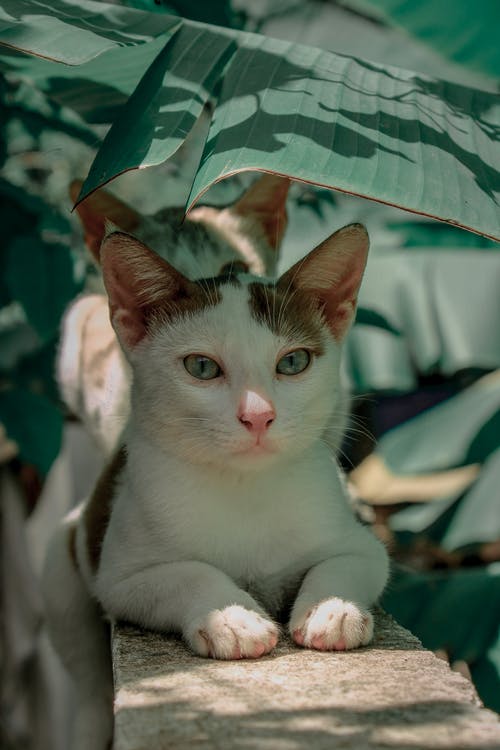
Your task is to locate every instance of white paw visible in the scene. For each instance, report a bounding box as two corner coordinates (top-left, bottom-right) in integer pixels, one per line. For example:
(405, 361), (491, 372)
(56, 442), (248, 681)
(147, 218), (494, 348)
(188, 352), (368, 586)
(290, 598), (373, 651)
(187, 605), (279, 660)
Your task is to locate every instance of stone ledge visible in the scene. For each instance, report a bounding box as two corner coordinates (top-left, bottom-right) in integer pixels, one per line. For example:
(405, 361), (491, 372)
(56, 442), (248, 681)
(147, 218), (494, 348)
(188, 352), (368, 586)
(112, 611), (500, 749)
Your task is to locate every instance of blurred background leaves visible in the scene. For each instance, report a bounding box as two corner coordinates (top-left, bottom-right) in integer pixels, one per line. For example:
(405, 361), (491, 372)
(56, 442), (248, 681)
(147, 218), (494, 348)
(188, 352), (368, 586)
(0, 0), (498, 726)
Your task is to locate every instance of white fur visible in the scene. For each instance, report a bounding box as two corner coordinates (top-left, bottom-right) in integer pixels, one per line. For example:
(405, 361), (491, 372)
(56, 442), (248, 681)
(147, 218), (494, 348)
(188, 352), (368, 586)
(57, 294), (130, 456)
(91, 283), (388, 634)
(45, 277), (388, 750)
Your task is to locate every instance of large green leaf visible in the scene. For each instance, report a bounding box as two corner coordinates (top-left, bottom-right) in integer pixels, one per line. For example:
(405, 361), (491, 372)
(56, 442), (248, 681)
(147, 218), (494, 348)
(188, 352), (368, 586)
(355, 0), (500, 79)
(387, 219), (498, 249)
(0, 0), (180, 64)
(1, 2), (499, 240)
(1, 36), (170, 123)
(0, 0), (181, 124)
(81, 18), (500, 241)
(83, 22), (236, 192)
(186, 31), (499, 240)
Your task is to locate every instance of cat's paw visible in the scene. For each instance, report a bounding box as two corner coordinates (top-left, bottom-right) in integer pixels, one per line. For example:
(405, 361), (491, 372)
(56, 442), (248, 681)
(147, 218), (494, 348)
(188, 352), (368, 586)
(290, 598), (373, 651)
(187, 605), (279, 660)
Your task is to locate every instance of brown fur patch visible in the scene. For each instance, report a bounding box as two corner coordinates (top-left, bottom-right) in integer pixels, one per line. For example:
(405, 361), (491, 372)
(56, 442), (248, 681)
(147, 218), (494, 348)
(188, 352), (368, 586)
(68, 524), (78, 571)
(147, 274), (246, 334)
(248, 282), (325, 354)
(84, 447), (127, 574)
(146, 280), (224, 334)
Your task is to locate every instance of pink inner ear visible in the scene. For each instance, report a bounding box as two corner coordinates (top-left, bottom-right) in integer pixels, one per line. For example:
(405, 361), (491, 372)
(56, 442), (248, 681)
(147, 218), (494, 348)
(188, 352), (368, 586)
(323, 250), (367, 339)
(282, 224), (369, 341)
(111, 307), (147, 350)
(101, 233), (166, 352)
(322, 297), (357, 340)
(105, 258), (150, 349)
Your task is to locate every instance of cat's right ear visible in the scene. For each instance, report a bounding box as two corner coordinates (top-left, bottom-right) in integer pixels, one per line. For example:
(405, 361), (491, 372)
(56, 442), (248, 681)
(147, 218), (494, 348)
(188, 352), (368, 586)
(100, 232), (195, 352)
(278, 223), (369, 341)
(70, 181), (141, 263)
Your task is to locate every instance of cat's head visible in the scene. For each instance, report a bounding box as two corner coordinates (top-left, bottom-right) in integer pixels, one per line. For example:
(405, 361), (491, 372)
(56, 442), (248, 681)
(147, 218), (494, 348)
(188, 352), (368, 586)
(100, 223), (368, 471)
(70, 173), (290, 278)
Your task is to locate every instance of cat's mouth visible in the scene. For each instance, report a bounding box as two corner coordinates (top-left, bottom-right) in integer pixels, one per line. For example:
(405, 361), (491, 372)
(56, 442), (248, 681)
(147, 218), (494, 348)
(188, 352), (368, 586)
(233, 437), (277, 458)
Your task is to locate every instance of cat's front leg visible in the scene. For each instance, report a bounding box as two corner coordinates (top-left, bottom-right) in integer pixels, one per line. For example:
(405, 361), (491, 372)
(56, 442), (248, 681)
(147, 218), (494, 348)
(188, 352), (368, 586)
(289, 540), (389, 651)
(96, 560), (279, 660)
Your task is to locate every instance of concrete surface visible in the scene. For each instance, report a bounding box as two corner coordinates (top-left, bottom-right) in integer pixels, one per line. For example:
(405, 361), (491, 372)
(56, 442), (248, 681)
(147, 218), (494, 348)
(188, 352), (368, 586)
(112, 611), (500, 749)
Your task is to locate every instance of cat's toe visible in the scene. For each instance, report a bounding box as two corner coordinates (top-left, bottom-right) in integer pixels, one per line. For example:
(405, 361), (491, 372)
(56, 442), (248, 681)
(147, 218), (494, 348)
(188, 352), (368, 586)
(291, 598), (373, 651)
(188, 605), (279, 660)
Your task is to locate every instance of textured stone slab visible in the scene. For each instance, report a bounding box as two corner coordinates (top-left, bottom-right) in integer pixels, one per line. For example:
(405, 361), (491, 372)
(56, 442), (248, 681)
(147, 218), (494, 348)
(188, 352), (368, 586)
(112, 611), (500, 749)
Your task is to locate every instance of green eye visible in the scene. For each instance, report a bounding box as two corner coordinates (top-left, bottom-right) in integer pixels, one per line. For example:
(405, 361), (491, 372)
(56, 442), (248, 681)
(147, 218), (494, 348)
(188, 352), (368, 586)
(276, 349), (311, 376)
(184, 355), (222, 380)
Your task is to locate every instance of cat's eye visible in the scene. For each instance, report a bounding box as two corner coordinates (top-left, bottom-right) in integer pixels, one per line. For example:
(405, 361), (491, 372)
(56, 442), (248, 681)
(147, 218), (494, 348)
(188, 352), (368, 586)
(184, 354), (222, 380)
(219, 260), (249, 275)
(276, 349), (311, 376)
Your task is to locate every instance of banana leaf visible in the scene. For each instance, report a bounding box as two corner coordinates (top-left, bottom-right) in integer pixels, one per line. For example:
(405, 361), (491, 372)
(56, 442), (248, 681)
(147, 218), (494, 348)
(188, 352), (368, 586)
(0, 0), (180, 64)
(355, 0), (500, 79)
(0, 1), (498, 241)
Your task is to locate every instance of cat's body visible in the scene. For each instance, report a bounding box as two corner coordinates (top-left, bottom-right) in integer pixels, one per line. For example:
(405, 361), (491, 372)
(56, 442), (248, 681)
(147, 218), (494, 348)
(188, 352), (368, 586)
(44, 179), (388, 750)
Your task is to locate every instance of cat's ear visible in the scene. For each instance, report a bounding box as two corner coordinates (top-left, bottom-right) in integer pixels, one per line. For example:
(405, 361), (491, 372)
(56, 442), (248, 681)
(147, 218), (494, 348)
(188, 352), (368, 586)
(70, 180), (141, 262)
(100, 231), (195, 351)
(230, 173), (290, 250)
(279, 224), (369, 341)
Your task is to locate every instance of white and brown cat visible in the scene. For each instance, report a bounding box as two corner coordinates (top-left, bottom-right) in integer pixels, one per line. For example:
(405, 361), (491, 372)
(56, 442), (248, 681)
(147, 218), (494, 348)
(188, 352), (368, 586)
(59, 173), (290, 454)
(44, 179), (388, 750)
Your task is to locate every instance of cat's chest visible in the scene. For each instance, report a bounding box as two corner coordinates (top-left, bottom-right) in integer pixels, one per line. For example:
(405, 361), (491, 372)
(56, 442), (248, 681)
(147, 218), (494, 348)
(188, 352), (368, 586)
(119, 454), (344, 582)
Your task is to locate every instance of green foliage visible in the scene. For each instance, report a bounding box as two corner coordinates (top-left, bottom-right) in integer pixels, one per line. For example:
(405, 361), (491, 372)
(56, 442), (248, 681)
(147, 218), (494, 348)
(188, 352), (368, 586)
(0, 81), (86, 475)
(0, 387), (63, 475)
(0, 179), (81, 342)
(6, 235), (79, 342)
(382, 563), (500, 712)
(389, 220), (499, 249)
(0, 0), (498, 241)
(355, 307), (401, 336)
(123, 0), (243, 29)
(356, 0), (500, 79)
(0, 0), (177, 64)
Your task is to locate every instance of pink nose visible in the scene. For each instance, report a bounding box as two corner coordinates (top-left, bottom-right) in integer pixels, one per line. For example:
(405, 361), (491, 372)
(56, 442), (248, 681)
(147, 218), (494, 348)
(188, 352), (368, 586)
(238, 391), (275, 435)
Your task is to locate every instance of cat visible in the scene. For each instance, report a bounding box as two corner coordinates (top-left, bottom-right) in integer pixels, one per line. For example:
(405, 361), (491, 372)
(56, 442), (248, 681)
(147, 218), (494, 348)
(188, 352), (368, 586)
(59, 173), (290, 455)
(43, 190), (389, 750)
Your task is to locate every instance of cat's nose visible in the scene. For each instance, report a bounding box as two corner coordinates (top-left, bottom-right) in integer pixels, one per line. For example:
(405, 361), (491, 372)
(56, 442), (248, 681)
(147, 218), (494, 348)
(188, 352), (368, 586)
(238, 391), (275, 435)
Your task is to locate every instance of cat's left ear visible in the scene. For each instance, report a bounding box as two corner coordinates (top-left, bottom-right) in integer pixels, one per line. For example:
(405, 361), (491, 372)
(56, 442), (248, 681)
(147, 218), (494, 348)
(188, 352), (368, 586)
(100, 231), (198, 352)
(279, 224), (369, 341)
(230, 173), (290, 250)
